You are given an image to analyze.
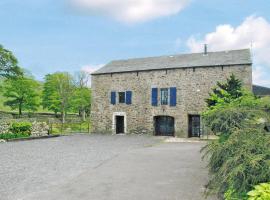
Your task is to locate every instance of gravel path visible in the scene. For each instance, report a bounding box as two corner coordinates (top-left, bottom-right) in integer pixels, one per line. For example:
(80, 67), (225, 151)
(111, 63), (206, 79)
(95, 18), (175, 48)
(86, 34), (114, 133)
(0, 134), (214, 200)
(0, 134), (161, 200)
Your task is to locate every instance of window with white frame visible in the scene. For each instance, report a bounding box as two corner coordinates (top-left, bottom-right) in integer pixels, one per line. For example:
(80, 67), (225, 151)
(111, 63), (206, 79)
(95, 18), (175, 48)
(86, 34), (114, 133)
(160, 88), (169, 105)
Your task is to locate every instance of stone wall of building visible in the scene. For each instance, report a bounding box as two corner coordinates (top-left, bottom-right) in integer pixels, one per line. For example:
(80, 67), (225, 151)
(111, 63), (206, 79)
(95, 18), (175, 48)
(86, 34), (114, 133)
(91, 64), (252, 137)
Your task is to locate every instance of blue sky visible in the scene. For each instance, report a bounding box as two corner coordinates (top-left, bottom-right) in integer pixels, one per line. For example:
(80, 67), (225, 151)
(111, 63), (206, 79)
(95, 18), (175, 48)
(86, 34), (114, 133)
(0, 0), (270, 86)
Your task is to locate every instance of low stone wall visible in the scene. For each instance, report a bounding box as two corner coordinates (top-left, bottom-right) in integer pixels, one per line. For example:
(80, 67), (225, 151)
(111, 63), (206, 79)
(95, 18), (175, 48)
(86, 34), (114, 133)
(0, 121), (10, 134)
(31, 122), (50, 136)
(0, 120), (49, 136)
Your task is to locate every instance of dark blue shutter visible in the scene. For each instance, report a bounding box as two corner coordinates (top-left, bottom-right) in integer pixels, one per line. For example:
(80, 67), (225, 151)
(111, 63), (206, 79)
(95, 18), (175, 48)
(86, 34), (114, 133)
(111, 91), (116, 105)
(170, 87), (177, 106)
(152, 88), (158, 106)
(126, 91), (132, 105)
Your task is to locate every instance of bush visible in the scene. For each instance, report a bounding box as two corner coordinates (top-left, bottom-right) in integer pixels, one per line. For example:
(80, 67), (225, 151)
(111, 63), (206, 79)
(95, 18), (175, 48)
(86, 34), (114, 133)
(247, 182), (270, 200)
(0, 132), (30, 140)
(203, 128), (270, 199)
(203, 81), (270, 199)
(9, 122), (32, 135)
(203, 93), (270, 138)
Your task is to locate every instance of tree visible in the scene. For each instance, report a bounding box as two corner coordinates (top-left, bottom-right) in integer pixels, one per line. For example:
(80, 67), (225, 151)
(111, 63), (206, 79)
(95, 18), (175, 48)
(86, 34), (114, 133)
(42, 72), (74, 123)
(206, 74), (243, 107)
(71, 71), (91, 121)
(3, 77), (41, 115)
(202, 80), (270, 199)
(0, 45), (22, 78)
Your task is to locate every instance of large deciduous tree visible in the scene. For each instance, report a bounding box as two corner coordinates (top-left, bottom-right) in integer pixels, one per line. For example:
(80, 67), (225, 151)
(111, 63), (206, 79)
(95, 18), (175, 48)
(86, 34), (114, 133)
(3, 77), (41, 115)
(71, 71), (91, 121)
(42, 72), (74, 123)
(0, 45), (22, 78)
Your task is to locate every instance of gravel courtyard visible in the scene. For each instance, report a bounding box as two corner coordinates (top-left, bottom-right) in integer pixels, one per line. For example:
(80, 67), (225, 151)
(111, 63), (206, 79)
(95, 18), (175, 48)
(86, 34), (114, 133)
(0, 134), (214, 200)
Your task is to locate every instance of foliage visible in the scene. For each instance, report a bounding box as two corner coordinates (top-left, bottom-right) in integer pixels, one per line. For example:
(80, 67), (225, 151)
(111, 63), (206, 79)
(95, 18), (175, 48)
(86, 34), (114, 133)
(224, 188), (247, 200)
(203, 92), (270, 137)
(70, 87), (91, 120)
(0, 44), (23, 78)
(206, 74), (243, 108)
(42, 72), (75, 122)
(203, 79), (270, 199)
(3, 77), (41, 115)
(0, 132), (30, 140)
(247, 182), (270, 200)
(9, 121), (32, 134)
(71, 71), (91, 121)
(203, 128), (270, 199)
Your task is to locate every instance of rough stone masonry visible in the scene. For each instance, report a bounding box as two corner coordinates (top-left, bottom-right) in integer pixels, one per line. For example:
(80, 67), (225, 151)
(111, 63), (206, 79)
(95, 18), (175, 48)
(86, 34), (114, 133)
(91, 49), (252, 137)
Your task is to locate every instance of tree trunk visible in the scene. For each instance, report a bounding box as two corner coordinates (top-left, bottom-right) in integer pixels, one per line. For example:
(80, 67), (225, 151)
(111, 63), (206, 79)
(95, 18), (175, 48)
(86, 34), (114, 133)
(61, 111), (65, 123)
(54, 111), (58, 118)
(82, 109), (86, 122)
(19, 103), (22, 116)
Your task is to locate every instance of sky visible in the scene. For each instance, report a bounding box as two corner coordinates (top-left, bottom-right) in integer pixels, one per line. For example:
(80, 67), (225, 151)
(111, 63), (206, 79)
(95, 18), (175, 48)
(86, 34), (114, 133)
(0, 0), (270, 87)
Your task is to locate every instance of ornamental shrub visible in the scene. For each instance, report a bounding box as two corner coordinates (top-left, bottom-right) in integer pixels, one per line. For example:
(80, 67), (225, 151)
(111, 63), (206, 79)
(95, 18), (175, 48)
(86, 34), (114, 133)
(203, 92), (270, 139)
(9, 122), (32, 135)
(247, 182), (270, 200)
(203, 128), (270, 199)
(0, 132), (30, 140)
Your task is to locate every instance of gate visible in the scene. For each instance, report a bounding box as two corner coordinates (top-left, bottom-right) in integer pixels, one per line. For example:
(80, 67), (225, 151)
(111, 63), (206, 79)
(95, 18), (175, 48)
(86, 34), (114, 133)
(154, 116), (175, 136)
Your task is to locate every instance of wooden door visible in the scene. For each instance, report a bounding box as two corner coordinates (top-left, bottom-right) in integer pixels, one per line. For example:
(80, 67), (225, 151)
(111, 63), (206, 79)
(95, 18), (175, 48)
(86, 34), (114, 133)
(188, 115), (201, 137)
(154, 116), (175, 136)
(116, 116), (124, 134)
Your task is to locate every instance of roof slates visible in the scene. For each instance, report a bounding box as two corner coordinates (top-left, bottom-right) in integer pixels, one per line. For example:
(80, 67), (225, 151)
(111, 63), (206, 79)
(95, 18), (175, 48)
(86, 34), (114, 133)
(92, 49), (252, 75)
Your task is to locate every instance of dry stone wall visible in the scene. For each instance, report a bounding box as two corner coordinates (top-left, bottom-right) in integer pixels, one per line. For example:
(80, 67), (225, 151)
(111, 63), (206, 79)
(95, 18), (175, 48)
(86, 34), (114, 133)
(0, 119), (49, 136)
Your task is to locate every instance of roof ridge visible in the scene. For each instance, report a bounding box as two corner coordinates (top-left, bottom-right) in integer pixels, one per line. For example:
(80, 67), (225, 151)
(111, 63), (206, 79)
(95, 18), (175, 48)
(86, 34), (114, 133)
(109, 48), (251, 63)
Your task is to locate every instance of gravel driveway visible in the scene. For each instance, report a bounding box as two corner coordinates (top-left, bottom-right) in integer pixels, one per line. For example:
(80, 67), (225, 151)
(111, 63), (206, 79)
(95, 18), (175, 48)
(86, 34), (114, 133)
(0, 134), (214, 200)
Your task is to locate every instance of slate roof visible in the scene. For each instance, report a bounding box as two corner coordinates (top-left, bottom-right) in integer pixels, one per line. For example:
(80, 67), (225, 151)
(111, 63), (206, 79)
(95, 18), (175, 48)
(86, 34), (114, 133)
(92, 49), (252, 75)
(253, 85), (270, 96)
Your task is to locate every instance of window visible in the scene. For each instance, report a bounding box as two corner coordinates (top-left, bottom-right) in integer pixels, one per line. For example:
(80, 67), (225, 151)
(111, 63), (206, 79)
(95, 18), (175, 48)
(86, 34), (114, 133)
(160, 88), (169, 105)
(118, 92), (126, 103)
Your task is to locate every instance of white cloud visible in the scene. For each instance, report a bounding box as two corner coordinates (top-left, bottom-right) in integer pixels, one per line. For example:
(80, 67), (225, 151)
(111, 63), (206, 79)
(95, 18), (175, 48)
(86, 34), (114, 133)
(81, 64), (104, 74)
(80, 64), (104, 87)
(186, 16), (270, 87)
(70, 0), (190, 23)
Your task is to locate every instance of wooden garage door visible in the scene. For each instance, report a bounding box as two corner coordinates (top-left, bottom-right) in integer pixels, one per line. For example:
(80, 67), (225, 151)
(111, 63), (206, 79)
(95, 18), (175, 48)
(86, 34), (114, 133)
(154, 116), (175, 136)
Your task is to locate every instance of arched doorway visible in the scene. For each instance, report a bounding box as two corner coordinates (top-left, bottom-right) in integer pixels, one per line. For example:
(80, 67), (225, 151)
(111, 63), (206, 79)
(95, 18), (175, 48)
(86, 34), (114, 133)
(154, 116), (175, 136)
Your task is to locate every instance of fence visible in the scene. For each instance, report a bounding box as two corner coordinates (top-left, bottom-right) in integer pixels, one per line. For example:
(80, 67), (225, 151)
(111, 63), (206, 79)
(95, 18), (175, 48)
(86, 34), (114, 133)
(48, 121), (91, 135)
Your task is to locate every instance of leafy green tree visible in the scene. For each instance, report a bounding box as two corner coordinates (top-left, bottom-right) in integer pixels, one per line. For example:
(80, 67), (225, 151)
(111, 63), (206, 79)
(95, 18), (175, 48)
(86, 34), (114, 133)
(42, 72), (74, 123)
(0, 45), (22, 78)
(206, 74), (243, 107)
(71, 71), (91, 121)
(3, 77), (41, 115)
(71, 88), (91, 121)
(202, 86), (270, 199)
(203, 92), (270, 138)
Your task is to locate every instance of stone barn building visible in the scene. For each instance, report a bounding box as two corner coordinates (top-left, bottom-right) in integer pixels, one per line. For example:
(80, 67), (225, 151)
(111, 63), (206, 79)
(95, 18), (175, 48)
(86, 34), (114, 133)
(91, 49), (252, 137)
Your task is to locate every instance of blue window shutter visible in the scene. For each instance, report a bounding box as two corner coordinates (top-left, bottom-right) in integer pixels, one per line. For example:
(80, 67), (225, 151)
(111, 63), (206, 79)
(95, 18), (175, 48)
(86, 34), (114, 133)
(170, 87), (177, 106)
(126, 91), (132, 105)
(152, 88), (158, 106)
(111, 91), (116, 105)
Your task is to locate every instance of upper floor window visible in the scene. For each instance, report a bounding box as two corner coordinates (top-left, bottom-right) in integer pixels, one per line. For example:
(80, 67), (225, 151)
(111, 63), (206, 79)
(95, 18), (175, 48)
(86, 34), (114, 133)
(160, 88), (169, 105)
(111, 91), (132, 105)
(118, 92), (126, 103)
(152, 87), (177, 107)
